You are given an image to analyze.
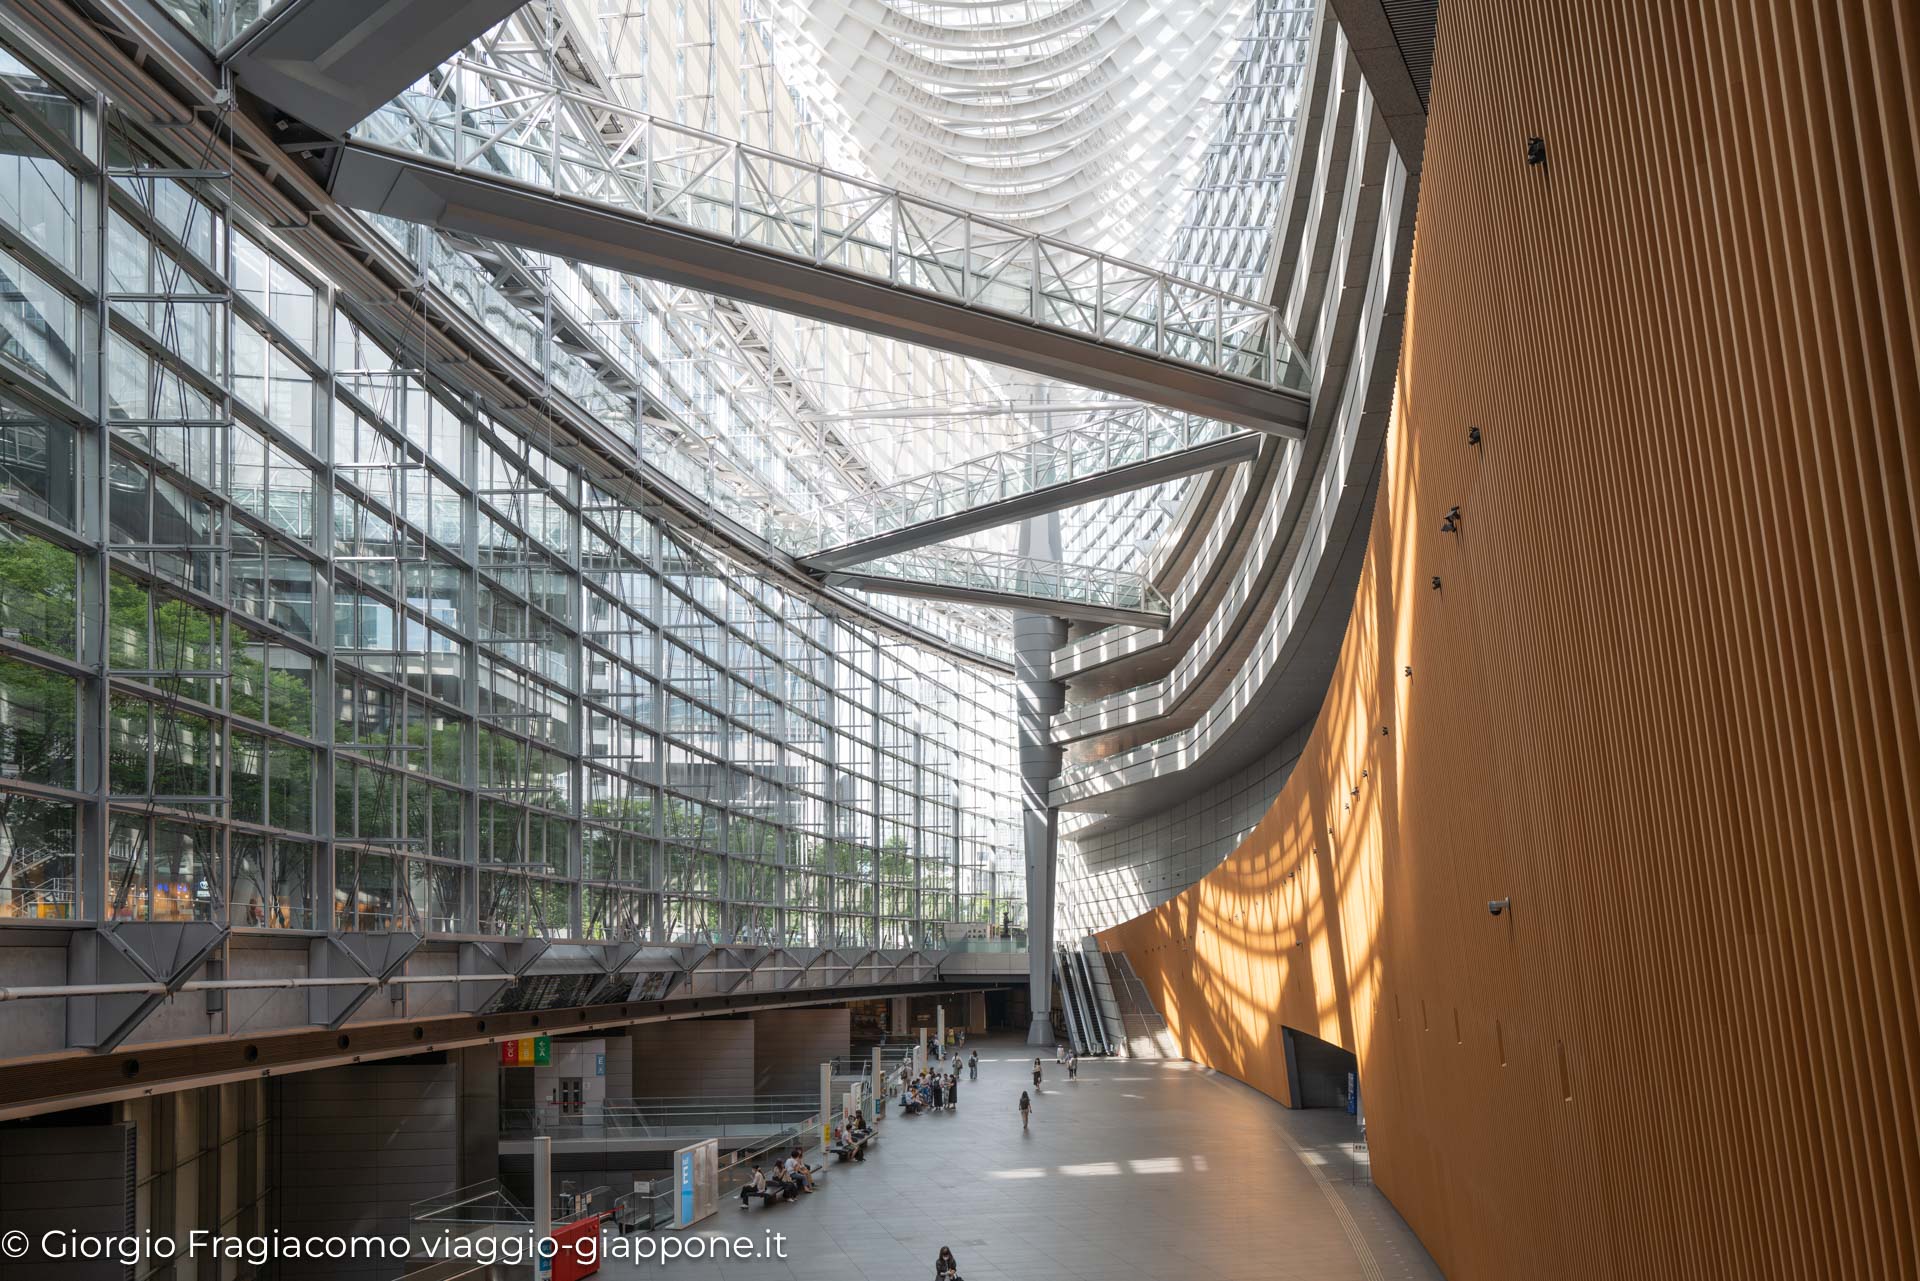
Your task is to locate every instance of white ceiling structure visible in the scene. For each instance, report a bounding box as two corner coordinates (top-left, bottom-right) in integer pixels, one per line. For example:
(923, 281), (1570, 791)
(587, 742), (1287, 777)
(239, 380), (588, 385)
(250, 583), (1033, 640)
(771, 0), (1257, 265)
(511, 0), (1310, 640)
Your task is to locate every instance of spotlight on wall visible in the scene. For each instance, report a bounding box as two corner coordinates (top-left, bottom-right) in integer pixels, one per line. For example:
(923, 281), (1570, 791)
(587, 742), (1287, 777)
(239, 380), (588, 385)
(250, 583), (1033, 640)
(1525, 136), (1546, 167)
(1430, 576), (1442, 590)
(1403, 666), (1412, 677)
(1468, 426), (1482, 446)
(1488, 897), (1512, 918)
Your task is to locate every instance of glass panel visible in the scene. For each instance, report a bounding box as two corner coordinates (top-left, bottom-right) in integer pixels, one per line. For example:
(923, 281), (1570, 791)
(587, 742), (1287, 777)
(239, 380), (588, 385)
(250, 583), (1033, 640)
(0, 796), (74, 919)
(152, 820), (219, 922)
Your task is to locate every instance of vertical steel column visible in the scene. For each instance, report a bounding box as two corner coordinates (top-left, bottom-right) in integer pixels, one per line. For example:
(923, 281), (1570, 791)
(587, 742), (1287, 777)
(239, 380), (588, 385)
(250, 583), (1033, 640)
(80, 85), (110, 923)
(532, 1133), (552, 1280)
(1015, 512), (1065, 1047)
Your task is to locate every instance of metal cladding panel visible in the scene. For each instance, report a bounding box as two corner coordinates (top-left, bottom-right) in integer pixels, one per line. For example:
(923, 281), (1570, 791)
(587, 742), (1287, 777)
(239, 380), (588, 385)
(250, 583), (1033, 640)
(227, 0), (528, 137)
(1102, 0), (1920, 1277)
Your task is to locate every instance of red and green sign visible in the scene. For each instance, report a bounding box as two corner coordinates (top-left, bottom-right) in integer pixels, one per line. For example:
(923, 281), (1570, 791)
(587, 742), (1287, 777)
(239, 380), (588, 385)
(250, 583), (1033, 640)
(499, 1034), (551, 1066)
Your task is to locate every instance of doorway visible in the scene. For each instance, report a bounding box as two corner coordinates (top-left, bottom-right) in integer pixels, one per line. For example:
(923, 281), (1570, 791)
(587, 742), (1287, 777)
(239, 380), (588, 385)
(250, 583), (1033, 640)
(1281, 1026), (1359, 1111)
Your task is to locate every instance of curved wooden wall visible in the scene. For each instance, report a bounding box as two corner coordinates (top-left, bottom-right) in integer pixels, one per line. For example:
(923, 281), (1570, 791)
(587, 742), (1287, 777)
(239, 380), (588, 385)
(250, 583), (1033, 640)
(1099, 0), (1918, 1276)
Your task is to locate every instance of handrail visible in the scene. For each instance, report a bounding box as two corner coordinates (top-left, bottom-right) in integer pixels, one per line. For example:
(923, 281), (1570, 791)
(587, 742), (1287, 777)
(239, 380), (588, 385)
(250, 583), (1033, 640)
(353, 55), (1305, 394)
(500, 1095), (823, 1140)
(830, 545), (1166, 616)
(770, 417), (1256, 557)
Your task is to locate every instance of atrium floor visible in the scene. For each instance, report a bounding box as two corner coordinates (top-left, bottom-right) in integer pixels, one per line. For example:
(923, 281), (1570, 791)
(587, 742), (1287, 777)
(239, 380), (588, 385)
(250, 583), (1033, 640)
(599, 1034), (1444, 1280)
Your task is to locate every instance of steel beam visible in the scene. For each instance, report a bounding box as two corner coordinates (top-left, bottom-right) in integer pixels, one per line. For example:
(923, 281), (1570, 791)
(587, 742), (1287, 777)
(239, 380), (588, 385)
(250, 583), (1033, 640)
(822, 568), (1169, 627)
(225, 0), (528, 137)
(327, 143), (1313, 431)
(803, 432), (1262, 570)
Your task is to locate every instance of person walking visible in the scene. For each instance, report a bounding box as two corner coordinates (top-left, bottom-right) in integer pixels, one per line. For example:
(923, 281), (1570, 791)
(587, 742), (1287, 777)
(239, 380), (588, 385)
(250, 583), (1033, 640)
(968, 1050), (978, 1081)
(1068, 1051), (1078, 1081)
(1032, 1057), (1043, 1091)
(1019, 1090), (1032, 1132)
(947, 1070), (958, 1111)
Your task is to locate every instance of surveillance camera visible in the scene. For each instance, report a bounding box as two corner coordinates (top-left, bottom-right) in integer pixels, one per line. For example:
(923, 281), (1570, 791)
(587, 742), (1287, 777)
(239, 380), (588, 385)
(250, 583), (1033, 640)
(1488, 897), (1511, 917)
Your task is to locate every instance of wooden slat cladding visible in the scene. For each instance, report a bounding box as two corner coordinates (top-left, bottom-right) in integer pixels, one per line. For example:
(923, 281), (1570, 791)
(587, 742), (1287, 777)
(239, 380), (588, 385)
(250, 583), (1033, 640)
(1099, 0), (1918, 1277)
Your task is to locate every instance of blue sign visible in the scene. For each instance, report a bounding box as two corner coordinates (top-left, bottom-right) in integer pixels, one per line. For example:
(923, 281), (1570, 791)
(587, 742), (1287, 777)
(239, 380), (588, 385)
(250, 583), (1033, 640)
(678, 1150), (694, 1225)
(595, 1053), (606, 1077)
(1346, 1070), (1359, 1115)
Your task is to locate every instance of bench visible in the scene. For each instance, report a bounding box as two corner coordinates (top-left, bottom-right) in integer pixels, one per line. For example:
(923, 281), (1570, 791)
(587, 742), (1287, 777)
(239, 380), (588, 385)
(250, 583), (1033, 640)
(827, 1132), (876, 1162)
(739, 1162), (826, 1208)
(739, 1183), (794, 1208)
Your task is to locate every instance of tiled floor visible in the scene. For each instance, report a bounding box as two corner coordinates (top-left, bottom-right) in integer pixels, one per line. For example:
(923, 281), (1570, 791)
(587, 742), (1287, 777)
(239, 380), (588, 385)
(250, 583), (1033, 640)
(594, 1036), (1444, 1281)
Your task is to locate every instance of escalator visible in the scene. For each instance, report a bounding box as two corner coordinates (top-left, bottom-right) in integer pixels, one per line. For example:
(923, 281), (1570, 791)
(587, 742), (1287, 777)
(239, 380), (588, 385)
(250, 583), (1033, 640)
(1054, 944), (1114, 1056)
(1102, 949), (1180, 1060)
(1072, 945), (1115, 1055)
(1054, 946), (1090, 1055)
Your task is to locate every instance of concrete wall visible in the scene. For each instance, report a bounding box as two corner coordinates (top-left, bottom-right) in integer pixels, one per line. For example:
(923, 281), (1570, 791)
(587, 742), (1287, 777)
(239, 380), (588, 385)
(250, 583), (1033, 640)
(273, 1059), (460, 1280)
(0, 1122), (132, 1281)
(750, 1010), (849, 1095)
(630, 1018), (753, 1098)
(1059, 731), (1305, 937)
(1103, 0), (1920, 1275)
(602, 1030), (633, 1098)
(532, 1037), (609, 1110)
(456, 1045), (499, 1188)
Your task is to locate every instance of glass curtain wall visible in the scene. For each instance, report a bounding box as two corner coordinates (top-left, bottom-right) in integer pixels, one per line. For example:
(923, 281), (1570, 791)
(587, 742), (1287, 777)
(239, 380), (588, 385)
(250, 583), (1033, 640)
(0, 37), (1021, 947)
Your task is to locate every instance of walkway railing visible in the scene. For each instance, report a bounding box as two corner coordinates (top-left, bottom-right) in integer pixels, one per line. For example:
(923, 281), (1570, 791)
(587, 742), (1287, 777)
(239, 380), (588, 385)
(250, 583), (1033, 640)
(353, 57), (1304, 393)
(500, 1094), (822, 1141)
(773, 414), (1258, 560)
(827, 545), (1168, 621)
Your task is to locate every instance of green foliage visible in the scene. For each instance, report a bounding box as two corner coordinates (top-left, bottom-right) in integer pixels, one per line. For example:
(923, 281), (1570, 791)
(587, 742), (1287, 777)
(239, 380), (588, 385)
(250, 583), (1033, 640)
(0, 530), (76, 656)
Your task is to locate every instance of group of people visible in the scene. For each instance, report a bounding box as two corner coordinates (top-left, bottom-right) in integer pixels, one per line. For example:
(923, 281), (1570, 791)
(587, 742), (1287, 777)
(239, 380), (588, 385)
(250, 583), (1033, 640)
(1053, 1044), (1080, 1079)
(739, 1145), (825, 1206)
(831, 1110), (875, 1162)
(898, 1056), (968, 1114)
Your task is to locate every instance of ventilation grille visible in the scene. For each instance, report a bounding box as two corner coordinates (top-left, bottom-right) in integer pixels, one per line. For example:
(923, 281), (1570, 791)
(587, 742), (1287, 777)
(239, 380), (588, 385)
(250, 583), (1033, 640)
(1382, 0), (1439, 109)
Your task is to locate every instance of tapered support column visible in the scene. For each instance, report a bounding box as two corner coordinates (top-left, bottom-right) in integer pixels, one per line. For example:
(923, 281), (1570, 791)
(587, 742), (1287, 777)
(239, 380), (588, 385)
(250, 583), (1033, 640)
(1017, 514), (1067, 1047)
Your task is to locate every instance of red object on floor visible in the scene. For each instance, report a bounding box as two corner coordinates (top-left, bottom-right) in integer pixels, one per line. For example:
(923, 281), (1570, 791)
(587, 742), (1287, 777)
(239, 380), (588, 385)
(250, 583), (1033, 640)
(550, 1215), (602, 1280)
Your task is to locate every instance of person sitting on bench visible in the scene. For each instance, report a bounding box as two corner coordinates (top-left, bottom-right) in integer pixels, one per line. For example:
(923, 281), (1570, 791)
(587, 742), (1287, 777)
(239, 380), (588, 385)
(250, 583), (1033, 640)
(832, 1123), (867, 1161)
(783, 1149), (814, 1192)
(740, 1164), (782, 1207)
(771, 1163), (801, 1198)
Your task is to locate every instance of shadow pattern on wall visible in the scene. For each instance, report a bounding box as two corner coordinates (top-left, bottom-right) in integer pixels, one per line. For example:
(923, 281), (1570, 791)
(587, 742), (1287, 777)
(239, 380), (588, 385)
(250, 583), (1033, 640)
(1100, 0), (1919, 1276)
